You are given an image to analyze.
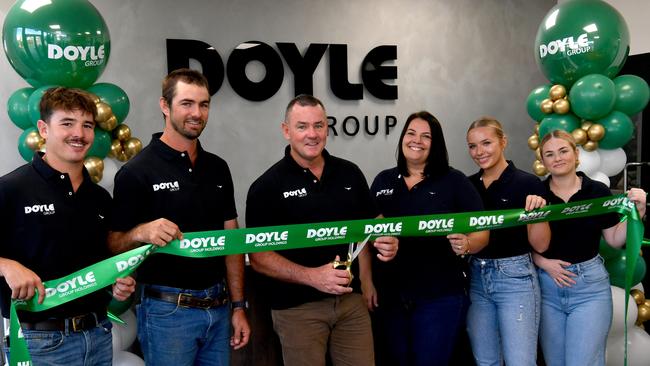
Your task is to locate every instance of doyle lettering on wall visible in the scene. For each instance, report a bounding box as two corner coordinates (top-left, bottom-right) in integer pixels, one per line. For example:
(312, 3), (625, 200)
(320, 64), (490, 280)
(166, 39), (398, 101)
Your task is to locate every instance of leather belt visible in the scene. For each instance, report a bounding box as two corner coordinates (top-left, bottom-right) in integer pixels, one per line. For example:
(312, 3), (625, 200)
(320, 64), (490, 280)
(20, 312), (105, 332)
(144, 288), (227, 309)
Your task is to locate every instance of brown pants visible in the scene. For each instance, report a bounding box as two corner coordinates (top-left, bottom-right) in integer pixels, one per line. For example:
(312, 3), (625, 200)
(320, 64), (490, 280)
(271, 293), (374, 366)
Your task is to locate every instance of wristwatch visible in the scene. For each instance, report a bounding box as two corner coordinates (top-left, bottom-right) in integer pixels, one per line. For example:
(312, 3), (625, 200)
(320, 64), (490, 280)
(230, 300), (249, 310)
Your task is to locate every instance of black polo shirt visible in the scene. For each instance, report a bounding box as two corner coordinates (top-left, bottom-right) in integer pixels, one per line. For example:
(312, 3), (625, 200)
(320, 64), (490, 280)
(0, 153), (111, 322)
(542, 172), (619, 264)
(370, 167), (484, 302)
(246, 147), (378, 310)
(111, 133), (237, 289)
(469, 161), (546, 259)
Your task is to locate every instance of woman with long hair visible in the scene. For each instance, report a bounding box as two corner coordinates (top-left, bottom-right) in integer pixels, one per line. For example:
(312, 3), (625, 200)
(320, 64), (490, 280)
(367, 111), (489, 365)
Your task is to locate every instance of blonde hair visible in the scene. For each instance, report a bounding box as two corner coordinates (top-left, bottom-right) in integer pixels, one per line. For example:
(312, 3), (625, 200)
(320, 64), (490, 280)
(467, 117), (506, 140)
(539, 129), (577, 152)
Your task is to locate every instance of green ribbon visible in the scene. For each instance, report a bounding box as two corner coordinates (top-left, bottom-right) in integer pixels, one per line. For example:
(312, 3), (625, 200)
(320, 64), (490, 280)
(8, 193), (644, 365)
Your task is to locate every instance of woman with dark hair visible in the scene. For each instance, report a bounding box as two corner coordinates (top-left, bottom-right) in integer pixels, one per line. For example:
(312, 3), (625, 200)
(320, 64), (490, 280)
(367, 111), (489, 365)
(534, 130), (646, 366)
(465, 117), (550, 366)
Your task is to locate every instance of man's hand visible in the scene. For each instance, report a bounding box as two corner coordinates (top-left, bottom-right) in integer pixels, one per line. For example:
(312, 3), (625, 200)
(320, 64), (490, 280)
(307, 257), (354, 295)
(133, 218), (182, 246)
(373, 236), (398, 261)
(0, 259), (46, 304)
(112, 276), (136, 301)
(230, 309), (250, 350)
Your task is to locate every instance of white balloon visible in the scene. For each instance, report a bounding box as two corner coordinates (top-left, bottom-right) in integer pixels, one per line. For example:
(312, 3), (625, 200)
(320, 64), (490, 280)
(577, 147), (601, 175)
(112, 351), (145, 366)
(606, 326), (650, 366)
(632, 283), (645, 293)
(609, 286), (638, 337)
(590, 171), (611, 187)
(599, 148), (627, 177)
(111, 309), (137, 352)
(98, 158), (121, 194)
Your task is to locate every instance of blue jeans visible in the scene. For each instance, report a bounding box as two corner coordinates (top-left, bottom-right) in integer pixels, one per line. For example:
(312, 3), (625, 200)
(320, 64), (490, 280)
(466, 253), (540, 366)
(538, 255), (612, 366)
(137, 284), (231, 366)
(376, 293), (468, 366)
(22, 318), (112, 366)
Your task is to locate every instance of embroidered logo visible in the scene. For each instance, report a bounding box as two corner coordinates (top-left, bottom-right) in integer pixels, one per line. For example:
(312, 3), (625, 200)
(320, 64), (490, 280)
(24, 203), (55, 215)
(152, 181), (180, 192)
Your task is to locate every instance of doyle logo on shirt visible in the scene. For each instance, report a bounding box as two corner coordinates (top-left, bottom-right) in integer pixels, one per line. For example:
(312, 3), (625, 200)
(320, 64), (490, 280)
(307, 226), (348, 241)
(469, 215), (504, 228)
(418, 218), (454, 233)
(246, 231), (289, 247)
(561, 203), (592, 215)
(375, 189), (394, 197)
(283, 187), (307, 198)
(180, 236), (226, 253)
(24, 203), (55, 215)
(153, 181), (180, 192)
(518, 211), (551, 222)
(45, 271), (97, 298)
(364, 222), (402, 235)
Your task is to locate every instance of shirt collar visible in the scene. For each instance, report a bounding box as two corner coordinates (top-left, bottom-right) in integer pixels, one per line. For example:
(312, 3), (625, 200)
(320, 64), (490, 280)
(473, 160), (516, 185)
(31, 152), (92, 186)
(150, 132), (205, 161)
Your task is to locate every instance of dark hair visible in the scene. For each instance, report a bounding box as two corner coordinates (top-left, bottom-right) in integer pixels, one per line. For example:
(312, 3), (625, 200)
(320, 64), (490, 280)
(162, 68), (210, 106)
(39, 87), (97, 123)
(396, 111), (449, 177)
(284, 94), (326, 122)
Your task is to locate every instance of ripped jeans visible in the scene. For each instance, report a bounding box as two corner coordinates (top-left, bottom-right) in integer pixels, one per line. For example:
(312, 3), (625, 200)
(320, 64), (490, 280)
(466, 253), (540, 366)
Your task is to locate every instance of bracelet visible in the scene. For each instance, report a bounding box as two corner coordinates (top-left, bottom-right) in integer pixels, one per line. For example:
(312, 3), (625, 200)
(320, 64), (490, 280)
(230, 300), (249, 311)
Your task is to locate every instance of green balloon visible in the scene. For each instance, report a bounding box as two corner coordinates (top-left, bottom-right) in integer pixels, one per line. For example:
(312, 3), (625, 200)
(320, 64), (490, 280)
(535, 0), (629, 87)
(526, 84), (552, 122)
(597, 110), (634, 149)
(569, 74), (616, 120)
(86, 128), (111, 159)
(2, 0), (110, 88)
(87, 83), (130, 123)
(538, 113), (581, 139)
(27, 85), (56, 126)
(604, 251), (646, 288)
(613, 74), (650, 116)
(7, 87), (35, 129)
(18, 127), (39, 162)
(599, 237), (623, 260)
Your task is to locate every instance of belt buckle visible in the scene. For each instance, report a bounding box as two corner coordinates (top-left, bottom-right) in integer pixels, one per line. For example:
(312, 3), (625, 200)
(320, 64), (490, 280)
(177, 293), (193, 308)
(70, 314), (90, 332)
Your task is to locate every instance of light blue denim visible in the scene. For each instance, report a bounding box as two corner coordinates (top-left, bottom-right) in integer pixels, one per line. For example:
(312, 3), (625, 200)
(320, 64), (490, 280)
(466, 253), (540, 366)
(538, 255), (612, 366)
(22, 317), (112, 366)
(137, 284), (231, 366)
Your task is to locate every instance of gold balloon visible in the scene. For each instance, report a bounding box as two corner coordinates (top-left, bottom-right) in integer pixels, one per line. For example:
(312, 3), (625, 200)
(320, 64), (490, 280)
(116, 151), (129, 162)
(25, 131), (45, 151)
(552, 99), (570, 114)
(535, 148), (542, 162)
(637, 303), (650, 323)
(583, 140), (598, 152)
(535, 123), (540, 135)
(90, 172), (103, 184)
(528, 135), (539, 150)
(113, 124), (132, 142)
(98, 115), (118, 131)
(540, 99), (554, 114)
(631, 289), (646, 305)
(549, 84), (567, 101)
(83, 157), (104, 177)
(95, 102), (113, 123)
(571, 128), (588, 145)
(533, 160), (547, 176)
(581, 121), (593, 131)
(109, 139), (123, 158)
(587, 124), (605, 142)
(124, 138), (143, 159)
(89, 93), (101, 104)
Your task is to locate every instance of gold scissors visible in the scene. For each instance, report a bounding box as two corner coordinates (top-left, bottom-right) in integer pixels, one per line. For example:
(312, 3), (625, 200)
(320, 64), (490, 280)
(332, 234), (372, 286)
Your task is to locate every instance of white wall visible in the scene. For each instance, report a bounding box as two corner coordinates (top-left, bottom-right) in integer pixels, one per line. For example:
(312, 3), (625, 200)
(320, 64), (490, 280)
(1, 0), (557, 222)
